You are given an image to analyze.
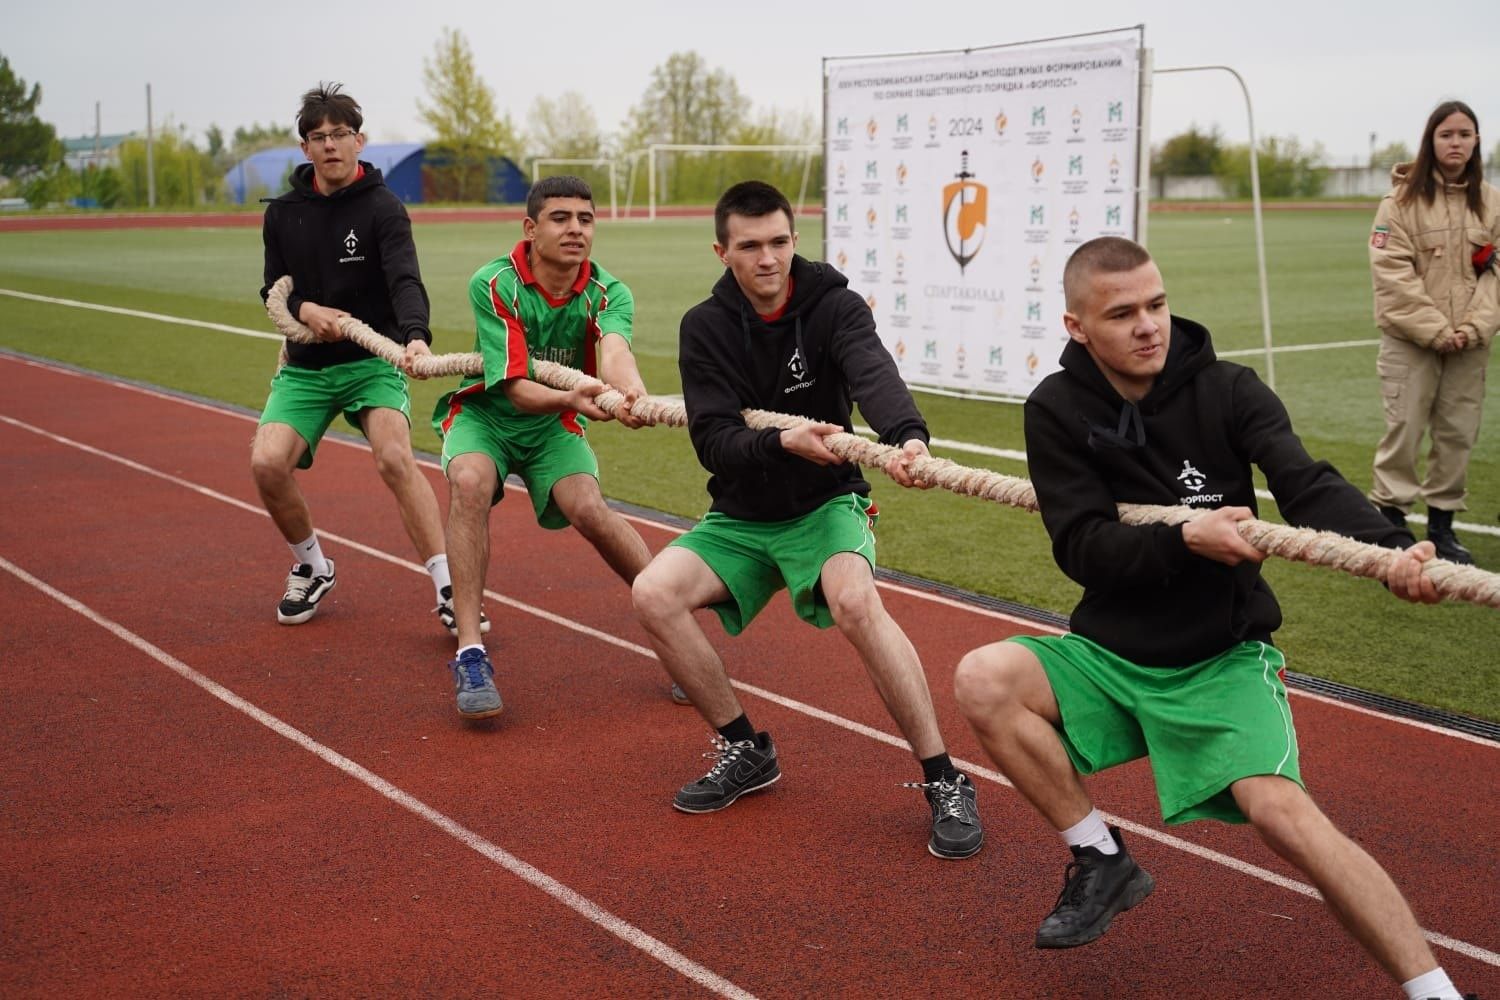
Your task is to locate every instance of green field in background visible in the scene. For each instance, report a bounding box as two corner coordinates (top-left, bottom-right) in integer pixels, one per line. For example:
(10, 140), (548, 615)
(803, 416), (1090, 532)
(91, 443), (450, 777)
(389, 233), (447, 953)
(1, 209), (1496, 720)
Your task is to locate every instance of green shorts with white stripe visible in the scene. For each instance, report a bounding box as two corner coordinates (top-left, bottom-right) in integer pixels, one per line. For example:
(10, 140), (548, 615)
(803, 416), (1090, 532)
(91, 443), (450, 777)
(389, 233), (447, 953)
(1010, 633), (1303, 825)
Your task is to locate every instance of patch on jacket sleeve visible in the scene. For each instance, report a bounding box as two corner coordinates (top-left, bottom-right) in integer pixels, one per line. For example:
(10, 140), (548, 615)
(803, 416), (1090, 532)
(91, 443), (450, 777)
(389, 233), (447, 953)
(1370, 225), (1389, 249)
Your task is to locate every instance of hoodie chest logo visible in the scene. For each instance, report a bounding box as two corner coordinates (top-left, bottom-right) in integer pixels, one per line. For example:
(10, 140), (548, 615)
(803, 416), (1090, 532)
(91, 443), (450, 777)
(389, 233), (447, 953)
(1176, 459), (1225, 506)
(340, 228), (365, 264)
(783, 346), (816, 395)
(788, 347), (807, 380)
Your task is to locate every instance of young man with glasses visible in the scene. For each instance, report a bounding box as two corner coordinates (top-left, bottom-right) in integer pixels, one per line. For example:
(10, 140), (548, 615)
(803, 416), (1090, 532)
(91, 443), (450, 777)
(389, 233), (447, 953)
(253, 83), (470, 634)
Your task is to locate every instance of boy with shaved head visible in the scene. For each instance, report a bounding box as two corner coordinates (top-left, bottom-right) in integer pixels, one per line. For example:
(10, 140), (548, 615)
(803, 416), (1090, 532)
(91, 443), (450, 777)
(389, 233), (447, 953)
(953, 238), (1468, 999)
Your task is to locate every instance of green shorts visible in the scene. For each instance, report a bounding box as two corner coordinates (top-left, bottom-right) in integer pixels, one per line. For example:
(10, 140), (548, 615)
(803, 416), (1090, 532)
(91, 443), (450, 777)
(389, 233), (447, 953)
(1010, 633), (1303, 825)
(434, 388), (597, 530)
(258, 356), (411, 470)
(670, 493), (878, 636)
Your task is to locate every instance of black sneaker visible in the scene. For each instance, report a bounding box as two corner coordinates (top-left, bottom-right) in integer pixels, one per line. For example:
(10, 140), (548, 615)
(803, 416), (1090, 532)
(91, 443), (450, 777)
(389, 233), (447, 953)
(436, 584), (490, 636)
(906, 774), (984, 859)
(1035, 827), (1154, 949)
(669, 683), (692, 705)
(672, 733), (780, 813)
(277, 560), (336, 625)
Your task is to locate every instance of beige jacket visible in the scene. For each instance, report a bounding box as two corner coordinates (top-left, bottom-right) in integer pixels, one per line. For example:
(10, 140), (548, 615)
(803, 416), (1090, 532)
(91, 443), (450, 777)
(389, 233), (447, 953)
(1369, 162), (1500, 349)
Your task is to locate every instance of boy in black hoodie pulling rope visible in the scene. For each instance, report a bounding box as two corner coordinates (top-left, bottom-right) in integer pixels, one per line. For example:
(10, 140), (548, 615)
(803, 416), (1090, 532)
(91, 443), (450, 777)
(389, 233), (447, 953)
(631, 181), (984, 861)
(952, 237), (1468, 1000)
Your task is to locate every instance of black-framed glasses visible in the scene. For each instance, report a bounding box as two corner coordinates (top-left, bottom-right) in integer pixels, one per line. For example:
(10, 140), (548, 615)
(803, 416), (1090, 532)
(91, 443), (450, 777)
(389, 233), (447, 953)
(306, 129), (358, 144)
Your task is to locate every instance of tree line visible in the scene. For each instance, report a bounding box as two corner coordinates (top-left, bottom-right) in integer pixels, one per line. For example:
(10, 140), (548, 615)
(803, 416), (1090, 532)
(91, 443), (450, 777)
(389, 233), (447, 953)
(0, 35), (819, 210)
(5, 43), (1494, 209)
(1150, 125), (1434, 198)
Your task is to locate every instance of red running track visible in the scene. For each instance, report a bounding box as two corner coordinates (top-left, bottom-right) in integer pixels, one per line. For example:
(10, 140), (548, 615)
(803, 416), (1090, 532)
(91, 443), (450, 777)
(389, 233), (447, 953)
(1, 353), (1495, 998)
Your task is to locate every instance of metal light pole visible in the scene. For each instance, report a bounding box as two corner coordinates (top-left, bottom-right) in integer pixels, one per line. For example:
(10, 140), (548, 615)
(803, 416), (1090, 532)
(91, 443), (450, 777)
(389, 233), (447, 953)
(145, 83), (156, 209)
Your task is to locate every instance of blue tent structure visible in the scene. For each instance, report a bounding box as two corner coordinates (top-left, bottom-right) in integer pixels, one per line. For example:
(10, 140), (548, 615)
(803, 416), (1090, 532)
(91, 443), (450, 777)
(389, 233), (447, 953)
(223, 144), (530, 205)
(223, 143), (426, 204)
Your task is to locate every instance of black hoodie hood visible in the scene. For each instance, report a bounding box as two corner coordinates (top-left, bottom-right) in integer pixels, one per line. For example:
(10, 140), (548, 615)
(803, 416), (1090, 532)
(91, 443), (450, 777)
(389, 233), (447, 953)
(706, 255), (843, 383)
(1059, 315), (1216, 452)
(1023, 313), (1414, 667)
(676, 253), (929, 521)
(259, 160), (430, 369)
(273, 161), (387, 202)
(708, 254), (841, 320)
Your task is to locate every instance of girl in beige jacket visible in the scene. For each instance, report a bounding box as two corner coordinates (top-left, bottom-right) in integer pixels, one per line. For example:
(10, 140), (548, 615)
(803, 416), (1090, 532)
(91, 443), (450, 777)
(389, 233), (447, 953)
(1368, 99), (1500, 565)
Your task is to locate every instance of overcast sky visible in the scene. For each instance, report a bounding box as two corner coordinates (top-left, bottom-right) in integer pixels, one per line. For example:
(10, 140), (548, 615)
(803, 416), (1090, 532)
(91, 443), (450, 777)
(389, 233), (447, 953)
(9, 0), (1498, 164)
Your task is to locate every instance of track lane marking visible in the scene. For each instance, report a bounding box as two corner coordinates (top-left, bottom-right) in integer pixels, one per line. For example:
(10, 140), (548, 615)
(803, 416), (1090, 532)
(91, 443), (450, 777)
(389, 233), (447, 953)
(3, 411), (1496, 970)
(8, 351), (1498, 729)
(0, 553), (757, 1000)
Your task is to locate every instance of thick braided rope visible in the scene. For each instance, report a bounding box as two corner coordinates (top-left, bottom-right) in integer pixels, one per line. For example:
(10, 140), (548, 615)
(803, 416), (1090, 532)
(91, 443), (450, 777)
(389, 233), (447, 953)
(265, 276), (1500, 608)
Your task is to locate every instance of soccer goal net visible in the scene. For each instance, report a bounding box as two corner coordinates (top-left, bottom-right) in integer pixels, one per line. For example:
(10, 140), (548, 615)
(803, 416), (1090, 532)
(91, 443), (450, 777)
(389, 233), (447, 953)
(530, 158), (621, 219)
(639, 144), (823, 220)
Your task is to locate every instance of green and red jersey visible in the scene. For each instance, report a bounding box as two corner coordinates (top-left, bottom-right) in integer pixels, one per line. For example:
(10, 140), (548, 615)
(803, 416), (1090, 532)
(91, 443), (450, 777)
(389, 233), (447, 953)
(454, 240), (633, 418)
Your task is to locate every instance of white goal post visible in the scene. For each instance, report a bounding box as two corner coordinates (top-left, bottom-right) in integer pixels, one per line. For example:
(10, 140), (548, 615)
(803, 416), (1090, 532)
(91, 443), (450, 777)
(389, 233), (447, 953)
(529, 157), (619, 219)
(645, 144), (821, 220)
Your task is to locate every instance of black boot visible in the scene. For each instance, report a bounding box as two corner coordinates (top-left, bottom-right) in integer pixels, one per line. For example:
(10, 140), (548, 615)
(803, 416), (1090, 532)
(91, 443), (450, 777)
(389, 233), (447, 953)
(1427, 509), (1475, 565)
(1375, 504), (1407, 529)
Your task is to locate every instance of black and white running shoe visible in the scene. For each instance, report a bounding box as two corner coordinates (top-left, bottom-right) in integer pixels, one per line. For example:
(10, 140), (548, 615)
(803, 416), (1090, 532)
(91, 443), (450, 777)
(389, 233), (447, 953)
(277, 560), (336, 625)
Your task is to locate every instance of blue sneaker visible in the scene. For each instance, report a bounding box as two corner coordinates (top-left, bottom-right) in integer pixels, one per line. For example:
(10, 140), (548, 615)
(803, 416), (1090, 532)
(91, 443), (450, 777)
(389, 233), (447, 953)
(449, 647), (502, 719)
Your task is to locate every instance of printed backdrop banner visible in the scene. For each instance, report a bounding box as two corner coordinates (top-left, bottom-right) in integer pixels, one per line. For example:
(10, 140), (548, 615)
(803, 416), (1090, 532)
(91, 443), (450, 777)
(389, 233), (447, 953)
(824, 38), (1141, 398)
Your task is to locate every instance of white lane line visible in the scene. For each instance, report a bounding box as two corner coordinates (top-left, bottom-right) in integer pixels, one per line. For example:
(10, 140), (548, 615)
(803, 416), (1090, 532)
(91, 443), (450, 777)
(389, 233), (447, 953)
(4, 411), (1497, 970)
(1219, 338), (1380, 357)
(0, 288), (285, 342)
(0, 553), (757, 1000)
(8, 352), (1495, 737)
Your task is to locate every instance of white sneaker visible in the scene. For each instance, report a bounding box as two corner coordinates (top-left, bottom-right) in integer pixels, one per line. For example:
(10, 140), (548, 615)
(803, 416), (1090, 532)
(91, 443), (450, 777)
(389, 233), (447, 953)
(435, 585), (490, 636)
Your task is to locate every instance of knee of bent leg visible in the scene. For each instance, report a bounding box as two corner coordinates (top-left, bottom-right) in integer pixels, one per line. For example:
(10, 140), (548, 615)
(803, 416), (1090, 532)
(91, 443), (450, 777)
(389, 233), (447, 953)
(249, 442), (294, 491)
(370, 440), (413, 485)
(825, 581), (881, 633)
(630, 564), (680, 626)
(446, 461), (494, 508)
(1237, 777), (1326, 855)
(566, 495), (613, 541)
(953, 645), (1030, 718)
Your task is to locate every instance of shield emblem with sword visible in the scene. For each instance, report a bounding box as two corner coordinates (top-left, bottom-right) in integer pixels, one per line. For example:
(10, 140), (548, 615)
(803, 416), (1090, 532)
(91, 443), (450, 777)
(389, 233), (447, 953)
(942, 150), (988, 273)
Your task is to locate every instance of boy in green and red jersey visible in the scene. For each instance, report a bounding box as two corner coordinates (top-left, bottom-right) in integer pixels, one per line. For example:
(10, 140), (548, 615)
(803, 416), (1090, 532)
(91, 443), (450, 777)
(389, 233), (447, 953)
(433, 176), (652, 720)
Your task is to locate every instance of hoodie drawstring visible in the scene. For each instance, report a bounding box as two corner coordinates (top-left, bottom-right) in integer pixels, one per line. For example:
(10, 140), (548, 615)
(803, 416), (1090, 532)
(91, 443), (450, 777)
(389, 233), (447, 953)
(1086, 400), (1146, 451)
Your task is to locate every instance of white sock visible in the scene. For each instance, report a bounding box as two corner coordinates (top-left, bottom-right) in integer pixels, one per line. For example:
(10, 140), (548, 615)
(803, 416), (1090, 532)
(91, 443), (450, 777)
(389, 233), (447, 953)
(1401, 968), (1460, 1000)
(457, 643), (485, 658)
(425, 554), (451, 602)
(289, 534), (331, 577)
(1059, 808), (1119, 855)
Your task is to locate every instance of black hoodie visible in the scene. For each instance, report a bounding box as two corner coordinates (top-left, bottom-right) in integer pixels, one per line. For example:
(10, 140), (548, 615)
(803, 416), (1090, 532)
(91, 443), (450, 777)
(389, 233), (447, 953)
(260, 162), (431, 370)
(1024, 316), (1415, 667)
(678, 255), (929, 521)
